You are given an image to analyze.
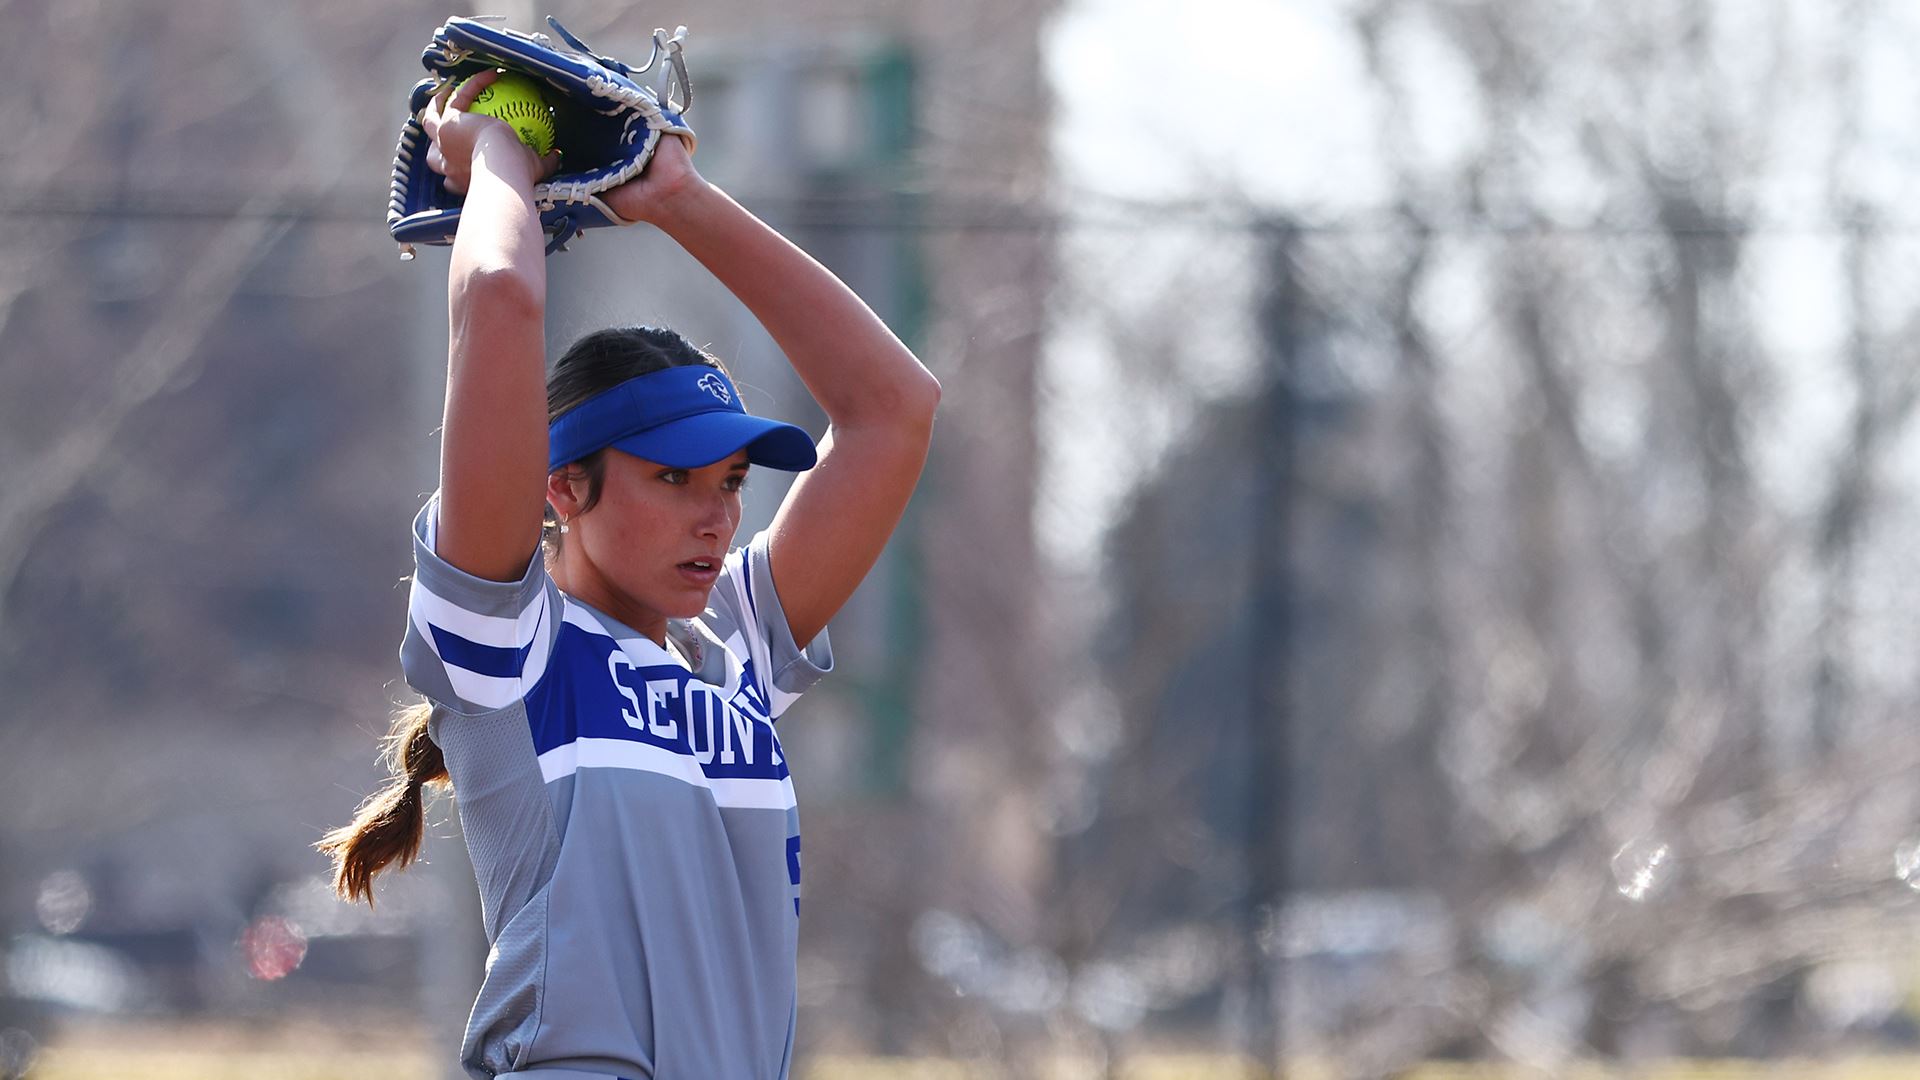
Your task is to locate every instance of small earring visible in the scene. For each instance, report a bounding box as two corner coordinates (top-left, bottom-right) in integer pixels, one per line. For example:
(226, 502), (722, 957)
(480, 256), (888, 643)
(558, 516), (570, 534)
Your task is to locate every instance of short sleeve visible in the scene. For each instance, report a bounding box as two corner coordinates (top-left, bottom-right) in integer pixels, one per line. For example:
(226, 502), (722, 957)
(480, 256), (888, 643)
(399, 494), (563, 715)
(704, 529), (834, 720)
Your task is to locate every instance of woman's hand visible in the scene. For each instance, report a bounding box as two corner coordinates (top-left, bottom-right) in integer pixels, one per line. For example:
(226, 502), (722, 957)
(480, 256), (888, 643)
(602, 133), (707, 226)
(423, 71), (560, 194)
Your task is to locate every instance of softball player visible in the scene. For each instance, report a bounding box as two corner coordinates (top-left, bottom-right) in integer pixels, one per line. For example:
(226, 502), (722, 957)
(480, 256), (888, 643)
(320, 72), (940, 1079)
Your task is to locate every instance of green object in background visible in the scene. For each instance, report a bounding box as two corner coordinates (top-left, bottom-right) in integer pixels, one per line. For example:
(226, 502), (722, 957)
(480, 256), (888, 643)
(846, 45), (924, 798)
(866, 45), (915, 164)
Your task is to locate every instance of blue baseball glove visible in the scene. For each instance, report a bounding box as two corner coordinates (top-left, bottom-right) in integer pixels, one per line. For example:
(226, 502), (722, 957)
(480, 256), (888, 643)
(387, 15), (695, 257)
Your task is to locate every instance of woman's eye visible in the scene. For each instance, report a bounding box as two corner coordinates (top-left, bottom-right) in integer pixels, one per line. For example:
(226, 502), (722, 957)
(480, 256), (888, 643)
(660, 470), (689, 485)
(723, 475), (748, 492)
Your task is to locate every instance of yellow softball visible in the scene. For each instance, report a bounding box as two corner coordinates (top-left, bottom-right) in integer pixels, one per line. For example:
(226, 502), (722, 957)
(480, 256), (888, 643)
(463, 72), (557, 156)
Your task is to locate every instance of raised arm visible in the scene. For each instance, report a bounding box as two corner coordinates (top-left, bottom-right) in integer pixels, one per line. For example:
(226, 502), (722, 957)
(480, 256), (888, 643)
(606, 138), (941, 648)
(423, 74), (559, 582)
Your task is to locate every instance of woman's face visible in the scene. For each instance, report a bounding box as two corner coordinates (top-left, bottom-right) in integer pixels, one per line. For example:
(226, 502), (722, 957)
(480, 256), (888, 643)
(554, 448), (750, 633)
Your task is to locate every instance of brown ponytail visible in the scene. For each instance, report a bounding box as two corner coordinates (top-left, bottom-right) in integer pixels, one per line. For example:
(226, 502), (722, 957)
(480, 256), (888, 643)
(316, 702), (449, 905)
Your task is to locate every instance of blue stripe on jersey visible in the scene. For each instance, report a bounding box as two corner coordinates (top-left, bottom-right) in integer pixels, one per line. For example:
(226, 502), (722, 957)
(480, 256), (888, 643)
(741, 548), (758, 623)
(430, 623), (537, 679)
(523, 621), (790, 783)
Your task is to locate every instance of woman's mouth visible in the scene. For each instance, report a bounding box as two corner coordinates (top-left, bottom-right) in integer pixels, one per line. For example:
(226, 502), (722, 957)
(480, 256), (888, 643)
(677, 558), (720, 585)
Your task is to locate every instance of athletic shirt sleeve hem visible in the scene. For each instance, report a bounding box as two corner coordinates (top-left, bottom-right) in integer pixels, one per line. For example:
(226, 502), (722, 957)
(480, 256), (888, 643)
(399, 494), (561, 717)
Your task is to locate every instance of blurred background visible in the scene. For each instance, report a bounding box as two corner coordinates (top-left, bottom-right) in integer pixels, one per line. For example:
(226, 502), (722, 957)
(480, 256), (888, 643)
(7, 0), (1920, 1077)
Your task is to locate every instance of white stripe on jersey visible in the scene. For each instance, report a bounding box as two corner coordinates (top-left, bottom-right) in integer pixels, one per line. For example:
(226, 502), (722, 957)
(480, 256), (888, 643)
(441, 667), (523, 711)
(724, 547), (783, 718)
(408, 579), (553, 708)
(522, 600), (555, 691)
(767, 680), (807, 722)
(537, 737), (798, 811)
(409, 575), (549, 651)
(723, 557), (807, 721)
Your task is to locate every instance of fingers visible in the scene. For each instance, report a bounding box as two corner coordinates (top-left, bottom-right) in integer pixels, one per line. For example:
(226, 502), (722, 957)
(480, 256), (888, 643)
(425, 144), (468, 193)
(654, 131), (691, 161)
(425, 70), (498, 133)
(449, 69), (499, 111)
(420, 69), (546, 196)
(423, 82), (452, 136)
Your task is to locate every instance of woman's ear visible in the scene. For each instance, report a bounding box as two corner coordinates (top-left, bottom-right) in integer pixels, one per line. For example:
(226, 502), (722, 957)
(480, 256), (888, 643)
(546, 468), (585, 522)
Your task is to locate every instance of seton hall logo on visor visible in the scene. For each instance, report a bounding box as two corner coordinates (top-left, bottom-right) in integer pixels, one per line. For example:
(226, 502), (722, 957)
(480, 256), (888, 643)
(697, 373), (732, 404)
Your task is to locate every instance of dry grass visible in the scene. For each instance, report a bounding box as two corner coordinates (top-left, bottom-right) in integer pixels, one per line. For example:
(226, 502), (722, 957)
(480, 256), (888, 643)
(1396, 1062), (1920, 1080)
(24, 1025), (1920, 1080)
(27, 1019), (431, 1080)
(31, 1048), (431, 1080)
(795, 1056), (1920, 1080)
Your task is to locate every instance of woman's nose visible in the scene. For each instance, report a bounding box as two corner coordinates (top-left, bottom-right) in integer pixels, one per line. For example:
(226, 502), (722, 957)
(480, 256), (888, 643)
(694, 490), (731, 537)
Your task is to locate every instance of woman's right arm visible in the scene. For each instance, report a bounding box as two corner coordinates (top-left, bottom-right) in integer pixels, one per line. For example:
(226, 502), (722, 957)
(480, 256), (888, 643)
(424, 74), (555, 582)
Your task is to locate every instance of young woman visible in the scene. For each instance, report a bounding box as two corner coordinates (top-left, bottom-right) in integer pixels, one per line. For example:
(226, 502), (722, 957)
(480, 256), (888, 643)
(318, 71), (939, 1079)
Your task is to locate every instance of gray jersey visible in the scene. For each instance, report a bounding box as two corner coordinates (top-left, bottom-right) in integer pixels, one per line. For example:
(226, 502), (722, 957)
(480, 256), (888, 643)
(400, 496), (833, 1079)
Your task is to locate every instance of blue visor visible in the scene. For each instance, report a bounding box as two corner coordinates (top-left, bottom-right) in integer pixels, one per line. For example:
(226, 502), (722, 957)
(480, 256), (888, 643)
(547, 366), (818, 473)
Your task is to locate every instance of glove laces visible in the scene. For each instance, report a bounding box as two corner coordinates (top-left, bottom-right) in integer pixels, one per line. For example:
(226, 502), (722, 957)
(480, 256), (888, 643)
(545, 17), (693, 114)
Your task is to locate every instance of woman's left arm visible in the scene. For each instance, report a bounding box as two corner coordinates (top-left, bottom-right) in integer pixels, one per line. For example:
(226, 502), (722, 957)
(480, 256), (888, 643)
(618, 139), (941, 648)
